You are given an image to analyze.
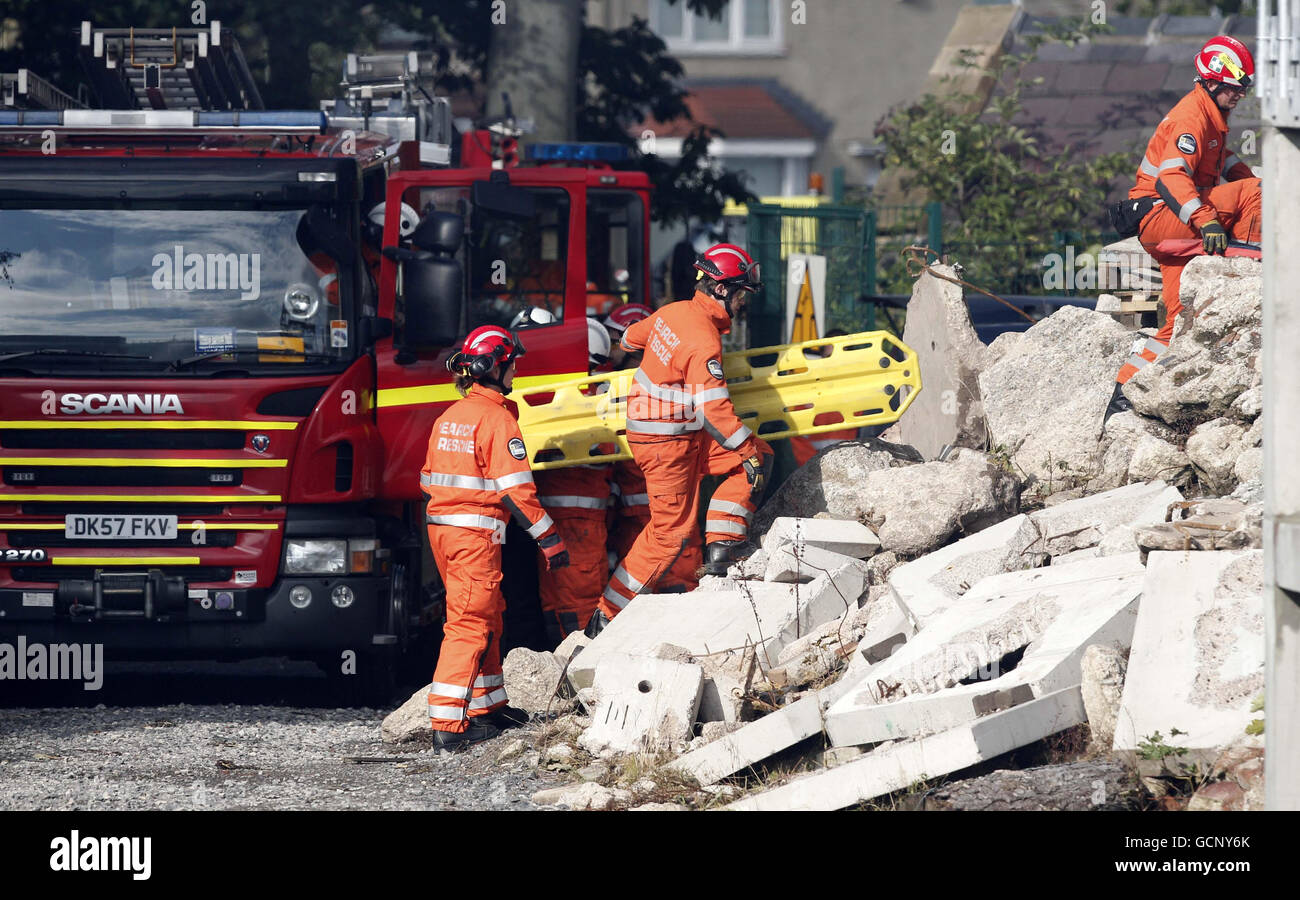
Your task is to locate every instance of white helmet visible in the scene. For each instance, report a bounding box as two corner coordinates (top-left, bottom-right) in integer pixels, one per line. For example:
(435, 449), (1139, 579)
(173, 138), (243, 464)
(510, 306), (557, 330)
(587, 317), (612, 367)
(368, 201), (421, 239)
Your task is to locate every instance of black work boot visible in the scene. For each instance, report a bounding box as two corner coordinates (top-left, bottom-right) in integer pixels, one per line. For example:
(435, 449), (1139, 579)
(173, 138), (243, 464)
(1103, 382), (1133, 426)
(584, 609), (610, 639)
(700, 539), (756, 577)
(433, 718), (501, 752)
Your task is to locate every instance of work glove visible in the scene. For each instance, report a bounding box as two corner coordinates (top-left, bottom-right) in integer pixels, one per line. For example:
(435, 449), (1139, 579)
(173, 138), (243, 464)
(542, 541), (570, 571)
(742, 454), (766, 497)
(1201, 221), (1228, 255)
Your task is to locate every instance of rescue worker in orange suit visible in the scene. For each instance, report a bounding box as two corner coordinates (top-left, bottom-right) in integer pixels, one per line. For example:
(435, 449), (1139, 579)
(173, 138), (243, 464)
(789, 329), (860, 466)
(1106, 35), (1261, 421)
(533, 319), (616, 645)
(602, 303), (703, 591)
(588, 243), (774, 635)
(421, 326), (569, 750)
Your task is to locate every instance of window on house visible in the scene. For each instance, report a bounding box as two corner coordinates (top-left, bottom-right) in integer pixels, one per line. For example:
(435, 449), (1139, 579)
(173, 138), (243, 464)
(650, 0), (781, 53)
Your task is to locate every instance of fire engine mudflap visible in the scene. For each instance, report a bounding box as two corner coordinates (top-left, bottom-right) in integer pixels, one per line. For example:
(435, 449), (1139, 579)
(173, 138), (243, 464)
(0, 370), (427, 706)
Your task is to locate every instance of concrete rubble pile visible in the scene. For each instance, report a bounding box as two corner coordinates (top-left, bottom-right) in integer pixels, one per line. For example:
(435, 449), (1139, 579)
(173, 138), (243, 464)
(382, 257), (1266, 811)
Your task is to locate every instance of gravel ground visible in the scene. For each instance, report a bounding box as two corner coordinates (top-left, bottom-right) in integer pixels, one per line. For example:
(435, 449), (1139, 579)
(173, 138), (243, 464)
(0, 662), (558, 811)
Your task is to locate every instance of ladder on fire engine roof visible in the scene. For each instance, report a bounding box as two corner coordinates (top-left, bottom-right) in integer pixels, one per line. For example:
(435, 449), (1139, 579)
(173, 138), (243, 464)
(1, 70), (87, 110)
(323, 51), (453, 165)
(77, 20), (264, 111)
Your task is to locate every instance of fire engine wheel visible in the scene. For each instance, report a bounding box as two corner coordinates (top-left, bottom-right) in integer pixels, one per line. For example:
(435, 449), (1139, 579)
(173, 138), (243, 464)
(389, 559), (411, 652)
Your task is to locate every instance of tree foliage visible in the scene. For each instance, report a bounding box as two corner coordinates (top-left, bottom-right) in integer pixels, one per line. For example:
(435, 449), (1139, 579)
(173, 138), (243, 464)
(873, 20), (1134, 294)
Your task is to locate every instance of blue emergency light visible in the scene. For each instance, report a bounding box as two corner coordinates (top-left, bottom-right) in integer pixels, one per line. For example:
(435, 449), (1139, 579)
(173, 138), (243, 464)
(523, 142), (631, 163)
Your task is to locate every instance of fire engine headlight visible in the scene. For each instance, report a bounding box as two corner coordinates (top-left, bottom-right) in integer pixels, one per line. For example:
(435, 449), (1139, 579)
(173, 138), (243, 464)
(284, 539), (347, 574)
(330, 584), (355, 609)
(289, 585), (313, 609)
(283, 283), (319, 320)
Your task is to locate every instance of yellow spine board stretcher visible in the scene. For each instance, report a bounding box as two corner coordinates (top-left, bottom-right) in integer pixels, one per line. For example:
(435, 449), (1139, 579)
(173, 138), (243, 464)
(512, 330), (922, 471)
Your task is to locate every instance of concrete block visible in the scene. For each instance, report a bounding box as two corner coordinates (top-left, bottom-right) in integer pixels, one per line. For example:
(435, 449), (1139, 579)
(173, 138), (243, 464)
(569, 579), (852, 690)
(695, 650), (752, 724)
(887, 513), (1041, 630)
(1027, 481), (1183, 556)
(1113, 550), (1264, 759)
(764, 542), (867, 584)
(825, 555), (1143, 746)
(577, 652), (704, 756)
(664, 675), (861, 786)
(726, 687), (1087, 811)
(554, 630), (591, 667)
(761, 517), (881, 559)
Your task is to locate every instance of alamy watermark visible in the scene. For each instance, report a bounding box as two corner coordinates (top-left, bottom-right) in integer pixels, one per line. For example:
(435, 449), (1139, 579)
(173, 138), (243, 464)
(0, 636), (104, 690)
(152, 244), (260, 300)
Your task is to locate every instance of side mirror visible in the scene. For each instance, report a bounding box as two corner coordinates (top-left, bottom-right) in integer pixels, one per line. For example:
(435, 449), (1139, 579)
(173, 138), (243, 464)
(472, 174), (536, 220)
(401, 255), (463, 349)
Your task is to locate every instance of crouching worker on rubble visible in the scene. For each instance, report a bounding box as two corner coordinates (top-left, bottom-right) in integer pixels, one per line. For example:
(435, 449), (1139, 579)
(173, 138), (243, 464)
(420, 326), (569, 750)
(1106, 35), (1261, 422)
(587, 244), (774, 637)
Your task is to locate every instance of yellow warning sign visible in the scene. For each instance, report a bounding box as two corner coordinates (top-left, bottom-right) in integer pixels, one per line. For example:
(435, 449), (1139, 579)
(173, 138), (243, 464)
(790, 269), (818, 343)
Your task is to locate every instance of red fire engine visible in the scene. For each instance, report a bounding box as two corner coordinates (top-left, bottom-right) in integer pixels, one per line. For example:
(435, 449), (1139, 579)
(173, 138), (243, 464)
(0, 24), (651, 701)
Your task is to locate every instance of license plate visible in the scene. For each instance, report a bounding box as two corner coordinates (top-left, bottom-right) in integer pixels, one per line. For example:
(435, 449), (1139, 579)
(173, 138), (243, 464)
(65, 514), (178, 540)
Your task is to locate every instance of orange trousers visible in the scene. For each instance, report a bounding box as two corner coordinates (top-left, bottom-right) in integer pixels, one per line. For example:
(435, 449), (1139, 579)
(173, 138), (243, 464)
(610, 510), (702, 593)
(1117, 178), (1261, 384)
(537, 511), (608, 643)
(425, 524), (507, 733)
(600, 433), (772, 618)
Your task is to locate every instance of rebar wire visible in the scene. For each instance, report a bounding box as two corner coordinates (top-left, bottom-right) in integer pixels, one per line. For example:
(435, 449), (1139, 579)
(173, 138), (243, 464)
(903, 245), (1038, 325)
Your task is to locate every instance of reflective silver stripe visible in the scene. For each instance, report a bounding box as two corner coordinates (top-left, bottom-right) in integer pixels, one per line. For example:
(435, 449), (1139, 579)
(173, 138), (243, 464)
(427, 514), (506, 535)
(633, 368), (694, 406)
(1124, 355), (1150, 372)
(526, 513), (555, 539)
(708, 499), (752, 520)
(428, 703), (466, 721)
(720, 423), (753, 451)
(706, 519), (748, 536)
(540, 494), (605, 510)
(1141, 156), (1193, 177)
(611, 565), (645, 594)
(694, 386), (730, 404)
(1143, 338), (1169, 356)
(1177, 197), (1201, 223)
(430, 680), (471, 700)
(468, 688), (508, 710)
(474, 674), (504, 688)
(495, 470), (535, 490)
(622, 492), (650, 507)
(422, 471), (495, 491)
(603, 584), (630, 609)
(626, 418), (700, 435)
(1222, 153), (1242, 175)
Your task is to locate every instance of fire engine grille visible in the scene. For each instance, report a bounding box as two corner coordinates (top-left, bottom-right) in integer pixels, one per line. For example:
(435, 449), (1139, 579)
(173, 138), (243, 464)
(8, 531), (238, 549)
(4, 467), (244, 488)
(13, 566), (234, 583)
(0, 429), (247, 450)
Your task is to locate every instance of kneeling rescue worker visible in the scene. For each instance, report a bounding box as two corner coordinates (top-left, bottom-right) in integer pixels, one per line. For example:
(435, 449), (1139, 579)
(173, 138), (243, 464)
(588, 243), (774, 636)
(421, 326), (569, 749)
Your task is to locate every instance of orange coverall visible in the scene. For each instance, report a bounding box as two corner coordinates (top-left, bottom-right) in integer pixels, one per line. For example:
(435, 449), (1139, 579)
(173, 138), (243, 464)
(610, 459), (702, 592)
(420, 384), (562, 734)
(535, 462), (611, 643)
(1117, 84), (1261, 385)
(599, 290), (773, 619)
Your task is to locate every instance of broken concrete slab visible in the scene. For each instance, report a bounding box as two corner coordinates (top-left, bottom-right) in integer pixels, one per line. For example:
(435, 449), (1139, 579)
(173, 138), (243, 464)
(554, 630), (591, 668)
(924, 759), (1143, 810)
(1113, 550), (1265, 760)
(1080, 644), (1127, 752)
(887, 513), (1041, 631)
(502, 647), (572, 716)
(895, 264), (994, 460)
(725, 687), (1086, 811)
(577, 652), (703, 756)
(764, 542), (868, 585)
(761, 517), (881, 559)
(664, 675), (861, 786)
(1026, 480), (1183, 557)
(569, 577), (859, 691)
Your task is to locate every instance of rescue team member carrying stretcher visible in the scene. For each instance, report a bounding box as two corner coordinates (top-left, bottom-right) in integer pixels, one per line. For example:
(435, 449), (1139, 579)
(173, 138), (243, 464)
(587, 243), (775, 637)
(420, 326), (570, 750)
(1107, 35), (1261, 421)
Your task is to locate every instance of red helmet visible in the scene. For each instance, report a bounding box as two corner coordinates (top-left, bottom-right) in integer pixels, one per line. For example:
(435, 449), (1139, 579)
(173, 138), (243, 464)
(693, 243), (762, 293)
(447, 325), (525, 378)
(1195, 36), (1254, 89)
(603, 302), (653, 333)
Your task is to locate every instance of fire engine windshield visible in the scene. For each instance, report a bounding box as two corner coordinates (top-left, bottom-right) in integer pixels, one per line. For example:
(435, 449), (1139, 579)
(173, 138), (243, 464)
(0, 207), (355, 372)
